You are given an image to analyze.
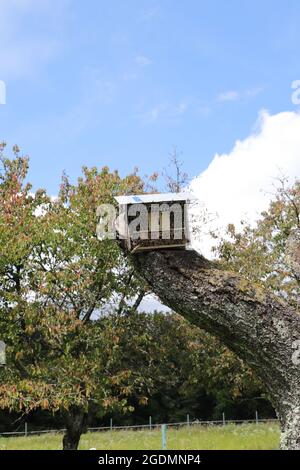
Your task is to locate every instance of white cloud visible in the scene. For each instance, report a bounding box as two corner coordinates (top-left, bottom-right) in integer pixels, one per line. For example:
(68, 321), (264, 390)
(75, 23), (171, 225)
(139, 6), (161, 21)
(190, 110), (300, 258)
(135, 55), (152, 67)
(143, 105), (165, 123)
(246, 87), (263, 97)
(217, 87), (263, 103)
(138, 100), (189, 124)
(175, 101), (188, 115)
(217, 90), (240, 102)
(122, 72), (139, 81)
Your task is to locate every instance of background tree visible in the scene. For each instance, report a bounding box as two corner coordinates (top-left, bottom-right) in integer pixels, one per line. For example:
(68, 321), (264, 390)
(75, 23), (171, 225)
(0, 310), (272, 433)
(214, 177), (300, 306)
(111, 311), (269, 425)
(0, 145), (151, 450)
(162, 147), (189, 193)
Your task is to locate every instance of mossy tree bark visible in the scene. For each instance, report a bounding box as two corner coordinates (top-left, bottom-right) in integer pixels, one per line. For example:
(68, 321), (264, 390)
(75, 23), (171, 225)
(132, 250), (300, 450)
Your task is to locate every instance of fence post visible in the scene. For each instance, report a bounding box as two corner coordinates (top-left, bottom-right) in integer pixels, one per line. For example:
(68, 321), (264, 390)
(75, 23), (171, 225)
(149, 416), (152, 430)
(222, 412), (226, 426)
(187, 414), (190, 427)
(110, 418), (113, 431)
(161, 424), (167, 450)
(255, 411), (259, 424)
(25, 422), (28, 437)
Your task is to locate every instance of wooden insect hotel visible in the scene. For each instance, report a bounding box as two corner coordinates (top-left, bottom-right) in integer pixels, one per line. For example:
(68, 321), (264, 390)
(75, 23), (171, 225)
(114, 192), (195, 253)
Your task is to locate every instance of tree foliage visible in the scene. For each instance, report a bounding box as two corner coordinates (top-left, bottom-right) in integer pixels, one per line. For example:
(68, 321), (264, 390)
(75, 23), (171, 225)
(214, 178), (300, 307)
(0, 145), (149, 448)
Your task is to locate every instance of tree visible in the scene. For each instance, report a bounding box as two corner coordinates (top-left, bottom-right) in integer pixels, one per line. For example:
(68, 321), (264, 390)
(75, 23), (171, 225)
(162, 148), (189, 193)
(129, 180), (300, 449)
(114, 311), (267, 425)
(0, 145), (150, 449)
(0, 309), (270, 432)
(214, 177), (300, 306)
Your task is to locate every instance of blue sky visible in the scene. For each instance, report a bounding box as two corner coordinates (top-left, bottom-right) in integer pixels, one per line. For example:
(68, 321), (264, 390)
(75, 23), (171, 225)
(0, 0), (300, 194)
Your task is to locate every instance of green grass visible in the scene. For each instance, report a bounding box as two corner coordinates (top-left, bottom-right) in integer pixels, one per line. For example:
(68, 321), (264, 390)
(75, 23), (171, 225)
(0, 423), (280, 450)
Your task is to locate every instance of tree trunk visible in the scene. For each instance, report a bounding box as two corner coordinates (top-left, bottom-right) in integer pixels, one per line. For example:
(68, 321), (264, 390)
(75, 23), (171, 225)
(62, 406), (87, 450)
(131, 249), (300, 450)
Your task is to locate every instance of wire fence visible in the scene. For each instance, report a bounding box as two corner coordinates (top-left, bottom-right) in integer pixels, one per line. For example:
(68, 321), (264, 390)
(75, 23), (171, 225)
(0, 415), (279, 438)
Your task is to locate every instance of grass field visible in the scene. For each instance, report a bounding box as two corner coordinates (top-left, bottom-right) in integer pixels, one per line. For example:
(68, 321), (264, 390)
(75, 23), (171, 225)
(0, 423), (280, 450)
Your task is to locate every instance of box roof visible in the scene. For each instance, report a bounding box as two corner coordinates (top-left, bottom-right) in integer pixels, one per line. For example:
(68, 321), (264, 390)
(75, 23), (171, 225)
(115, 192), (196, 205)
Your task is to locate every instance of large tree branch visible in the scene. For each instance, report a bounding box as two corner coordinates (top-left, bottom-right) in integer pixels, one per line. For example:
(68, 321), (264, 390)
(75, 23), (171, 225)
(131, 289), (147, 313)
(131, 249), (300, 449)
